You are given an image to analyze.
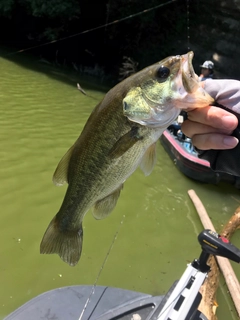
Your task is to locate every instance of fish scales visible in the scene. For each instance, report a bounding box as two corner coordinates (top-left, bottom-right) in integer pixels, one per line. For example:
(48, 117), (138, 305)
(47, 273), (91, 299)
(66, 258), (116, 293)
(40, 52), (214, 266)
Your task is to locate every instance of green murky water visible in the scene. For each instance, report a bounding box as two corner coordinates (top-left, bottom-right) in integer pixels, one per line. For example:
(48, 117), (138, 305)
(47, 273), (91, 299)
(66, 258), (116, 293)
(0, 53), (240, 319)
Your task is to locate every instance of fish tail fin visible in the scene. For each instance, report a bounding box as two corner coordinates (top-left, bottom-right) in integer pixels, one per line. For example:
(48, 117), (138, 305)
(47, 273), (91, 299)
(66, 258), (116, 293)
(40, 216), (83, 267)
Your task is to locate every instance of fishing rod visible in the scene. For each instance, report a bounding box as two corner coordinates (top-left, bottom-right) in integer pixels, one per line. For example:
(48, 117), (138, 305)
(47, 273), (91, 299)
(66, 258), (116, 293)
(6, 0), (177, 56)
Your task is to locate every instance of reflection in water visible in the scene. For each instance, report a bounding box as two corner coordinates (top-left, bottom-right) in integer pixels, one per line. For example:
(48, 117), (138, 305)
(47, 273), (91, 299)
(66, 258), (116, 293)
(0, 55), (240, 320)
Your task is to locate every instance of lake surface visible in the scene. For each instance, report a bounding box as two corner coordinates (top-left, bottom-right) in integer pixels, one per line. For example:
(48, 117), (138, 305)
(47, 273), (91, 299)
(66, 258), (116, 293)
(0, 52), (240, 319)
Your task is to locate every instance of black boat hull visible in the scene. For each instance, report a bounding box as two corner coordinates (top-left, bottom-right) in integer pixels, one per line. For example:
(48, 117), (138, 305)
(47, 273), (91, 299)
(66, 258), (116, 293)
(160, 129), (240, 186)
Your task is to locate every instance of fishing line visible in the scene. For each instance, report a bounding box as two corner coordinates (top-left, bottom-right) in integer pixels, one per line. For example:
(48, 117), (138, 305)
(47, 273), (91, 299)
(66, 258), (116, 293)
(6, 0), (177, 56)
(186, 0), (190, 50)
(78, 215), (125, 320)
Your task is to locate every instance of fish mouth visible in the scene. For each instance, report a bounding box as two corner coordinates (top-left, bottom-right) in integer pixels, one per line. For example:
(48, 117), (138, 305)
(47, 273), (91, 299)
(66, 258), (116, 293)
(181, 51), (199, 93)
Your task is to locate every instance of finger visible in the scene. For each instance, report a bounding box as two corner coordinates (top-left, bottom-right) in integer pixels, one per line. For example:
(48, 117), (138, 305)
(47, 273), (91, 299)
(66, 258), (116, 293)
(191, 133), (239, 150)
(181, 120), (233, 138)
(187, 106), (238, 130)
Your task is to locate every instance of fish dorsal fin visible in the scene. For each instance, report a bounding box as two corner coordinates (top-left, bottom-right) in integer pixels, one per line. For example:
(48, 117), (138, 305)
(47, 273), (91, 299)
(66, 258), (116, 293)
(92, 184), (124, 220)
(139, 143), (157, 176)
(52, 144), (75, 186)
(109, 127), (143, 159)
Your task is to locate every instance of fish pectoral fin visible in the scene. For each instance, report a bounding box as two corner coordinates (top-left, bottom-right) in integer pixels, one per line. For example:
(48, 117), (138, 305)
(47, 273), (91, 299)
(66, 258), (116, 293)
(140, 142), (157, 176)
(52, 143), (75, 186)
(40, 215), (83, 267)
(109, 127), (143, 158)
(92, 184), (124, 220)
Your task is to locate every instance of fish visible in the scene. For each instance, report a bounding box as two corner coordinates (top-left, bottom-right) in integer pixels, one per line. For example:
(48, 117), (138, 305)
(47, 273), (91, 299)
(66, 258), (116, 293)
(40, 51), (214, 266)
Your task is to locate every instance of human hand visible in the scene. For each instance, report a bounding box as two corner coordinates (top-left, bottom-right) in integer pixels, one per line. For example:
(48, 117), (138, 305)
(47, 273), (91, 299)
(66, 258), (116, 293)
(181, 106), (238, 150)
(181, 79), (240, 150)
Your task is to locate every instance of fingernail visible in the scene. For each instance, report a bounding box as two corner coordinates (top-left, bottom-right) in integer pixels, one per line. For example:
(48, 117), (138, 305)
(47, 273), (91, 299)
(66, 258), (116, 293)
(223, 136), (239, 148)
(222, 115), (238, 129)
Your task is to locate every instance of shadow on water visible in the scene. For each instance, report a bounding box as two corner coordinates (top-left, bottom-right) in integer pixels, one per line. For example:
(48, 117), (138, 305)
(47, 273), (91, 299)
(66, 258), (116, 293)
(0, 46), (112, 96)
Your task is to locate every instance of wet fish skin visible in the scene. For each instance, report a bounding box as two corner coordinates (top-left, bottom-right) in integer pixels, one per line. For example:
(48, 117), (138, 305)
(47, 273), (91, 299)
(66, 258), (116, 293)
(40, 52), (214, 266)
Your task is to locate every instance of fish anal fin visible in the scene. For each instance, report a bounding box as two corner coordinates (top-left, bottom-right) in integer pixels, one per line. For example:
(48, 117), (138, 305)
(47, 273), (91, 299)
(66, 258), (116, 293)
(52, 144), (75, 186)
(140, 143), (157, 176)
(40, 216), (83, 267)
(92, 184), (124, 220)
(109, 127), (143, 159)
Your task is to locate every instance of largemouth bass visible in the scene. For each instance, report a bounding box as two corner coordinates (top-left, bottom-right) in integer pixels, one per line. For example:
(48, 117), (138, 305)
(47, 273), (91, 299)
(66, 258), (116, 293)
(40, 51), (213, 266)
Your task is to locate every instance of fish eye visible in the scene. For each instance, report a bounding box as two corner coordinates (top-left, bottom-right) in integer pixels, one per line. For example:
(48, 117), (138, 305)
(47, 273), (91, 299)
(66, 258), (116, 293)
(156, 66), (170, 82)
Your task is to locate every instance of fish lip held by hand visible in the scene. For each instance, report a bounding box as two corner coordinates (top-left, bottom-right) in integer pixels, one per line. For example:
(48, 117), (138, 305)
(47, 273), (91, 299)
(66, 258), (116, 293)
(40, 51), (214, 266)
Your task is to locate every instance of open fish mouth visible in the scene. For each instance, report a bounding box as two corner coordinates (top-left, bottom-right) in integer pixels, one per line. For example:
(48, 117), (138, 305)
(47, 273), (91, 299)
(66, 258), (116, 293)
(181, 51), (199, 93)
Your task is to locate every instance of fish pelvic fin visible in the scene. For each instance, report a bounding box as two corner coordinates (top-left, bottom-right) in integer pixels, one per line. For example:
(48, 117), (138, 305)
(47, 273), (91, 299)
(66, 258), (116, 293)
(139, 143), (157, 176)
(52, 143), (76, 186)
(40, 216), (83, 267)
(109, 127), (143, 159)
(92, 184), (124, 220)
